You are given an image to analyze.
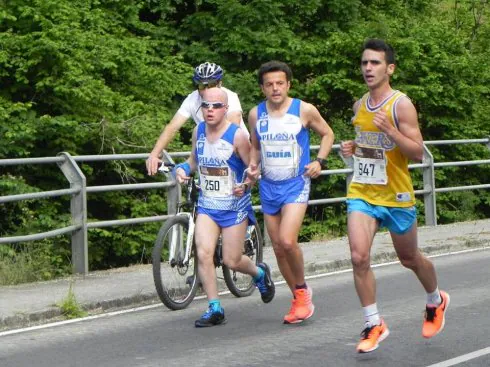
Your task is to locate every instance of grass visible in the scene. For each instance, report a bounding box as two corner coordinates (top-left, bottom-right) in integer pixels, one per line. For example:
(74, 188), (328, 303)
(56, 282), (88, 319)
(0, 244), (70, 286)
(0, 248), (51, 285)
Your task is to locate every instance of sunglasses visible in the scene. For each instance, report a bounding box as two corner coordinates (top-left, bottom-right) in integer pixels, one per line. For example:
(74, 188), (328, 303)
(200, 101), (227, 109)
(197, 81), (219, 90)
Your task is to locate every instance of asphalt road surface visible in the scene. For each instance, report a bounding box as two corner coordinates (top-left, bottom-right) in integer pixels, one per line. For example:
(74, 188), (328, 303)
(1, 249), (489, 367)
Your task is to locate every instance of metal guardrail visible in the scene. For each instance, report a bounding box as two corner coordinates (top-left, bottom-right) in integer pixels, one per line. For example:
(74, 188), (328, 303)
(1, 139), (489, 274)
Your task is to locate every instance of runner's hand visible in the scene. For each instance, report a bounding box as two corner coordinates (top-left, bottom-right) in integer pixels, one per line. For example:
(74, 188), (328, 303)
(175, 168), (190, 184)
(247, 163), (260, 182)
(232, 182), (249, 197)
(372, 106), (395, 135)
(340, 140), (355, 158)
(304, 160), (322, 178)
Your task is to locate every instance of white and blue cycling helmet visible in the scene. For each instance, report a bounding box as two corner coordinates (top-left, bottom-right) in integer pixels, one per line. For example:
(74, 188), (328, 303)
(192, 62), (224, 84)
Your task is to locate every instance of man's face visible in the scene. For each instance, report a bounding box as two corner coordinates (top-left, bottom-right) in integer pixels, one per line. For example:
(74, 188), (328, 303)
(361, 49), (394, 89)
(201, 88), (228, 126)
(260, 71), (290, 104)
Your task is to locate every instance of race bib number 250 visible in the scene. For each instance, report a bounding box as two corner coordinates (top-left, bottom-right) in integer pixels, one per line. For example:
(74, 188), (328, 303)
(199, 166), (232, 197)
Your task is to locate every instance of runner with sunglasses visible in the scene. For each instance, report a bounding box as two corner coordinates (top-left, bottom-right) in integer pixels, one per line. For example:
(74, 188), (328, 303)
(146, 62), (248, 176)
(173, 87), (275, 327)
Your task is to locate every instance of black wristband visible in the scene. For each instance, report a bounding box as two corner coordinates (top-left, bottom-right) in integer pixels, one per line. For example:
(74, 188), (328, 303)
(315, 157), (326, 168)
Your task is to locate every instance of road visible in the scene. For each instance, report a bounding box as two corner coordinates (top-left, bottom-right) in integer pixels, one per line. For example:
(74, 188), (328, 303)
(1, 249), (489, 367)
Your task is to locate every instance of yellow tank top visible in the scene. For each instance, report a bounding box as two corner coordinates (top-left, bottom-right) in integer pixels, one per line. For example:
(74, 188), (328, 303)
(347, 90), (416, 207)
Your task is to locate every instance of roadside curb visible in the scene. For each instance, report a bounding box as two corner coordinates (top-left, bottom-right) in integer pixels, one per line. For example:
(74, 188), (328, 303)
(0, 293), (162, 331)
(2, 240), (488, 332)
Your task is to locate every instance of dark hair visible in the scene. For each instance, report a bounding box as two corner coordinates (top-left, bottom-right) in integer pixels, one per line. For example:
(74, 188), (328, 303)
(258, 61), (292, 85)
(363, 39), (395, 65)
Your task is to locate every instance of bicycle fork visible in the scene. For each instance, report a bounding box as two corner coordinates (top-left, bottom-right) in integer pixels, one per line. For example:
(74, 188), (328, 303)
(168, 212), (195, 267)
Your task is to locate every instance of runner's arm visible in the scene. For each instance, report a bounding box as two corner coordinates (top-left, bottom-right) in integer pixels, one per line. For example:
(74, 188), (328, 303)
(233, 129), (254, 194)
(303, 102), (335, 168)
(389, 97), (423, 161)
(341, 100), (361, 158)
(246, 106), (261, 181)
(234, 129), (252, 167)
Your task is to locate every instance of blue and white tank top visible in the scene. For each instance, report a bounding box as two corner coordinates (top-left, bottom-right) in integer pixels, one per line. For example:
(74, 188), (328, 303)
(255, 98), (310, 181)
(196, 122), (252, 211)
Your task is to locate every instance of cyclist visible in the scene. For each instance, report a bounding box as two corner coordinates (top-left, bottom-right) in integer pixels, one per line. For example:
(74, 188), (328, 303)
(174, 87), (275, 327)
(146, 62), (248, 176)
(247, 61), (334, 324)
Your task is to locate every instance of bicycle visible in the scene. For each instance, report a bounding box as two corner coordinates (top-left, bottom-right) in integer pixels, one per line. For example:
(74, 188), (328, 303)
(152, 162), (264, 310)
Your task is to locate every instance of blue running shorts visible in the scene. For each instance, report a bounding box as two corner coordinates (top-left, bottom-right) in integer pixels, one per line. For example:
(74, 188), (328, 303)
(197, 207), (256, 228)
(346, 199), (416, 234)
(259, 175), (311, 216)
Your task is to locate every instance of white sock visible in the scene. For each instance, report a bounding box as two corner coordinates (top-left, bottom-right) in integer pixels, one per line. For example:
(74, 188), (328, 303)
(363, 303), (381, 326)
(426, 287), (442, 306)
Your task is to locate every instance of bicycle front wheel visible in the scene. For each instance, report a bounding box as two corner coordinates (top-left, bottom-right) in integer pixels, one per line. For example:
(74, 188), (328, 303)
(152, 216), (199, 310)
(223, 222), (264, 297)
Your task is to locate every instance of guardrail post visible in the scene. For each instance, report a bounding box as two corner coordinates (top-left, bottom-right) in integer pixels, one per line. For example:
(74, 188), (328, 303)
(57, 152), (88, 274)
(161, 151), (179, 215)
(422, 145), (437, 226)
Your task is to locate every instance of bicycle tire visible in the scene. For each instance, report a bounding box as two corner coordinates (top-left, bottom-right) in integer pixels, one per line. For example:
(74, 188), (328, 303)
(223, 222), (264, 297)
(152, 216), (199, 310)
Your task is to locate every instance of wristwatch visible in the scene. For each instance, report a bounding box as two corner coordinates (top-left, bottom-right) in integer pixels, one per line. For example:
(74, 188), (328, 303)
(315, 157), (326, 168)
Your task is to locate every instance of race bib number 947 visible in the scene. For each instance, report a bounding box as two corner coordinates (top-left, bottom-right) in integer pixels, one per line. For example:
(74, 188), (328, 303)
(352, 147), (388, 185)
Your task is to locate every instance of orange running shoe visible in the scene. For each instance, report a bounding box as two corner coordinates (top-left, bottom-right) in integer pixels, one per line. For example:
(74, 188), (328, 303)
(356, 319), (390, 353)
(422, 290), (450, 338)
(294, 287), (315, 321)
(283, 298), (300, 324)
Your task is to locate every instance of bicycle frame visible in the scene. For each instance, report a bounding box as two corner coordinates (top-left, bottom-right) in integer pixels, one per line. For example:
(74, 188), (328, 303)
(168, 177), (198, 268)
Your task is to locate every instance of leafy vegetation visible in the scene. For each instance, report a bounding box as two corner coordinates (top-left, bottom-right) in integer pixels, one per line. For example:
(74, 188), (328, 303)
(1, 0), (489, 282)
(56, 282), (88, 319)
(0, 241), (70, 284)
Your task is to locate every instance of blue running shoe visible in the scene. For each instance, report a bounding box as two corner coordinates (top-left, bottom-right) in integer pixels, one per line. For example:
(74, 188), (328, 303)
(255, 263), (275, 303)
(195, 306), (227, 328)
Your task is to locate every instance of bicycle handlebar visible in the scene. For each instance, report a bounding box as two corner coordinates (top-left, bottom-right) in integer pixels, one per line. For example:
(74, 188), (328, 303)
(157, 162), (175, 174)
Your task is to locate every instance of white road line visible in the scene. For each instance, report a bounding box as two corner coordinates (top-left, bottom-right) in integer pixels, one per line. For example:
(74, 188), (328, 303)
(1, 246), (488, 338)
(305, 246), (490, 280)
(425, 347), (490, 367)
(0, 294), (213, 337)
(0, 305), (160, 337)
